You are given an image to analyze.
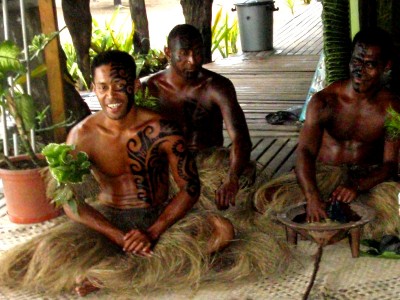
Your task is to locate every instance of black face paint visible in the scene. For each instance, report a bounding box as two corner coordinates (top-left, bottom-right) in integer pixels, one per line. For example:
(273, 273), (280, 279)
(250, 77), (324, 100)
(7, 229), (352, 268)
(110, 63), (135, 109)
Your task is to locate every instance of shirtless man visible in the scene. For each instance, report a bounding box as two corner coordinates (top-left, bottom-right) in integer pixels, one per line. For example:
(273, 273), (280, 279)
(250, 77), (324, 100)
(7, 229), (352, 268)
(255, 28), (400, 238)
(144, 24), (252, 210)
(297, 27), (400, 222)
(68, 50), (234, 295)
(0, 50), (235, 297)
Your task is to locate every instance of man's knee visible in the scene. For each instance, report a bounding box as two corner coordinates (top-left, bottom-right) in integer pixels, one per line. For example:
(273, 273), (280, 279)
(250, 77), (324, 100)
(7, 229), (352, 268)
(208, 215), (235, 251)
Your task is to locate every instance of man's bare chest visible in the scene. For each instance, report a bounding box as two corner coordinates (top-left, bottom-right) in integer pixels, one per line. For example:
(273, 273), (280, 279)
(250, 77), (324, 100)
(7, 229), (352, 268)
(326, 111), (385, 142)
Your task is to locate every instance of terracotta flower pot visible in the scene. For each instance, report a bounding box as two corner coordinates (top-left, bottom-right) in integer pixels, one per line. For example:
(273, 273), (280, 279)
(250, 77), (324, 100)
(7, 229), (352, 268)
(0, 155), (61, 224)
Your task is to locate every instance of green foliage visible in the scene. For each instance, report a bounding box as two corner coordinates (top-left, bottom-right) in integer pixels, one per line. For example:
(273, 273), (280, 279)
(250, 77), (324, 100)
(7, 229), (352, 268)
(135, 86), (160, 111)
(0, 41), (24, 84)
(384, 106), (400, 140)
(62, 42), (88, 90)
(211, 7), (239, 59)
(42, 143), (91, 214)
(0, 35), (54, 166)
(286, 0), (295, 15)
(29, 31), (61, 61)
(0, 34), (60, 166)
(15, 93), (36, 131)
(90, 7), (135, 54)
(42, 143), (91, 184)
(62, 7), (167, 87)
(134, 49), (167, 78)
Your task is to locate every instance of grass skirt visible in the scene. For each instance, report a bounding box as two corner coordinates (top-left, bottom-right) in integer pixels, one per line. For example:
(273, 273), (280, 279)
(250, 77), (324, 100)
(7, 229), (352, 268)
(0, 153), (292, 295)
(170, 147), (270, 231)
(0, 204), (292, 296)
(254, 164), (400, 239)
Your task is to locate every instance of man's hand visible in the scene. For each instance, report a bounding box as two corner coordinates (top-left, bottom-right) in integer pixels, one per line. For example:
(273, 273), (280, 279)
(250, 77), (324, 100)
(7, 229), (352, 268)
(330, 185), (358, 203)
(123, 229), (154, 257)
(215, 177), (240, 210)
(306, 199), (328, 223)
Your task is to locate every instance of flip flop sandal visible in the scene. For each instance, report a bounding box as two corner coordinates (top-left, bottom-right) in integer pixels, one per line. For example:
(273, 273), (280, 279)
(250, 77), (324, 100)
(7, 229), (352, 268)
(265, 111), (298, 125)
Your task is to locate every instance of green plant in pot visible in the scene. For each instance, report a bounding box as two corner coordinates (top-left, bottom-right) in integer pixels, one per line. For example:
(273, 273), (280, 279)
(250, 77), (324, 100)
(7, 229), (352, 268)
(0, 34), (67, 224)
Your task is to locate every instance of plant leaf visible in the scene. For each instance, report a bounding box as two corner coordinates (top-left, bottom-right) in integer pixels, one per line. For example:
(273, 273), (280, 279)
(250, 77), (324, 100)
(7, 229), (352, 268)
(15, 93), (36, 130)
(0, 41), (24, 75)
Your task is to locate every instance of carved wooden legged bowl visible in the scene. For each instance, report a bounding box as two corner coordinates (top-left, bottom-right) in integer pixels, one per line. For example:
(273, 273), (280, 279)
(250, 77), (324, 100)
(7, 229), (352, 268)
(277, 202), (375, 258)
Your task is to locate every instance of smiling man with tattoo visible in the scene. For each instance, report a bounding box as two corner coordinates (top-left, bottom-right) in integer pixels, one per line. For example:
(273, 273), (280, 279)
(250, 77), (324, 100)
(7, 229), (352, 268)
(255, 27), (400, 240)
(0, 50), (236, 297)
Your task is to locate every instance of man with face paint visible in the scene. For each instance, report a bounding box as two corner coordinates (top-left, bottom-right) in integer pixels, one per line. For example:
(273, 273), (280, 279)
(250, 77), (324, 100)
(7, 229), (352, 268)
(0, 50), (237, 296)
(254, 28), (400, 240)
(144, 24), (253, 211)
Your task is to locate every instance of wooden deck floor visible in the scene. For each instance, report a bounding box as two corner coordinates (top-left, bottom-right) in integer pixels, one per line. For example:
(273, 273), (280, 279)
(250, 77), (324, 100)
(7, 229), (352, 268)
(205, 1), (322, 179)
(206, 53), (319, 178)
(273, 1), (323, 56)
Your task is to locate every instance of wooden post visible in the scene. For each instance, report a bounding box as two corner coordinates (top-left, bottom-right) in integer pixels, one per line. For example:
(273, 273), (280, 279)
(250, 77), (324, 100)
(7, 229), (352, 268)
(38, 0), (66, 142)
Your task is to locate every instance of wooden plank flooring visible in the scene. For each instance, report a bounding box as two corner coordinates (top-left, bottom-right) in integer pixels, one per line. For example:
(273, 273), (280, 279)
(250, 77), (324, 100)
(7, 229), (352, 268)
(205, 1), (323, 178)
(204, 55), (319, 125)
(273, 1), (323, 56)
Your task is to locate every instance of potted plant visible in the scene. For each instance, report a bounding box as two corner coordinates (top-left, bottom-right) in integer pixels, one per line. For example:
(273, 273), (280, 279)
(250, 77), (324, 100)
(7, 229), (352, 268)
(0, 34), (69, 224)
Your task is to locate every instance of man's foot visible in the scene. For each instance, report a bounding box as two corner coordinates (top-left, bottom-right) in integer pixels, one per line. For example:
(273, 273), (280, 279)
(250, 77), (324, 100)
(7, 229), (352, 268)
(75, 277), (100, 297)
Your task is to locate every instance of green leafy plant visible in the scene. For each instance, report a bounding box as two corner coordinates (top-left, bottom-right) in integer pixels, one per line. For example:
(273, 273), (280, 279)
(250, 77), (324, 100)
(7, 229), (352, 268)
(0, 31), (77, 170)
(384, 106), (400, 139)
(211, 7), (239, 59)
(0, 36), (57, 168)
(286, 0), (295, 15)
(135, 86), (160, 111)
(42, 143), (91, 214)
(134, 49), (167, 78)
(90, 7), (134, 54)
(62, 7), (167, 86)
(62, 42), (88, 90)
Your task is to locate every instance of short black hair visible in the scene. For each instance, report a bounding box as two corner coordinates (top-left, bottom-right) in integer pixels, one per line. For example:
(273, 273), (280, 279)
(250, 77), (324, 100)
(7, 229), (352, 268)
(352, 27), (394, 64)
(91, 50), (136, 80)
(167, 24), (203, 48)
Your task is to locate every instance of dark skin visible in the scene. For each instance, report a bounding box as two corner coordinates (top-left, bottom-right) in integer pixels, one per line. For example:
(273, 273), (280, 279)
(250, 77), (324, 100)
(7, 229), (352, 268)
(144, 35), (252, 210)
(66, 60), (234, 297)
(296, 42), (400, 223)
(66, 63), (201, 257)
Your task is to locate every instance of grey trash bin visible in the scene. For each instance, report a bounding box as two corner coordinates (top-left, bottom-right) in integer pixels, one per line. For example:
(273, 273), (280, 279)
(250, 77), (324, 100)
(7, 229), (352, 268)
(233, 0), (278, 52)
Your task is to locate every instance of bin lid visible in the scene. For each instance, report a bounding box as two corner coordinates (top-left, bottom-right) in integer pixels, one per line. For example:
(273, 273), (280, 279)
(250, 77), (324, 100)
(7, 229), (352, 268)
(234, 0), (274, 7)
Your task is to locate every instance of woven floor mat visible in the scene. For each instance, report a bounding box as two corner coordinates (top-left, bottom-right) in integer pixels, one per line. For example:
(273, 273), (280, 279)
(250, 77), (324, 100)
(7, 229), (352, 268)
(0, 214), (68, 251)
(1, 213), (399, 300)
(310, 241), (400, 300)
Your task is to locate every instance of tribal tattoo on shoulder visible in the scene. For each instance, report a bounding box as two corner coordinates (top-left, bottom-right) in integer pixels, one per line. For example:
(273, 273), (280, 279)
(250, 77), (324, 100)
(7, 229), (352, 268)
(127, 120), (199, 204)
(171, 139), (200, 197)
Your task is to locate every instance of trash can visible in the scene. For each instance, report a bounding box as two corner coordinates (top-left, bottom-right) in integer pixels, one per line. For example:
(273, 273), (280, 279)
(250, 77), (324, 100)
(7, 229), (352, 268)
(233, 0), (278, 52)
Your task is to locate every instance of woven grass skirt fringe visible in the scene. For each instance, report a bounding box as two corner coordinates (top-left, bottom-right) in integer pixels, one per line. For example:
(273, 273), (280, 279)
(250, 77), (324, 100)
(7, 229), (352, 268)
(0, 205), (292, 296)
(169, 147), (271, 231)
(253, 164), (400, 240)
